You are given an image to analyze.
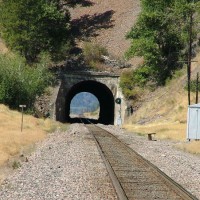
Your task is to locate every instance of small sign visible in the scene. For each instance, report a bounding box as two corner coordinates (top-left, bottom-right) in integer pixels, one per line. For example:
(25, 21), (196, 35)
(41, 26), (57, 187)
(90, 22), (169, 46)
(19, 105), (26, 108)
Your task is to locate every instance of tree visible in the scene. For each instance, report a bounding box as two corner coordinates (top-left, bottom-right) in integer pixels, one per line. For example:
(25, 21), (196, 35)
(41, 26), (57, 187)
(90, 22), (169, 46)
(0, 54), (53, 109)
(126, 0), (200, 85)
(0, 0), (71, 63)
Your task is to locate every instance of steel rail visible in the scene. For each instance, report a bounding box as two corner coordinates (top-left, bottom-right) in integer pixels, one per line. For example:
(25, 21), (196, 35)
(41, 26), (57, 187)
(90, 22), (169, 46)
(86, 124), (198, 200)
(92, 132), (128, 200)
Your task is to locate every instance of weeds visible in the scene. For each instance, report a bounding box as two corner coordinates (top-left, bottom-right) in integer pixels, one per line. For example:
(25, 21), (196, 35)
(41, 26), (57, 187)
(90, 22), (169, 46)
(12, 161), (21, 169)
(83, 42), (108, 69)
(178, 106), (184, 112)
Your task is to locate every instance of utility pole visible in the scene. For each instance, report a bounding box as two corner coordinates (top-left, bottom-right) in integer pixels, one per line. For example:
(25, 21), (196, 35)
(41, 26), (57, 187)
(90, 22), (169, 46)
(196, 72), (199, 104)
(187, 10), (193, 105)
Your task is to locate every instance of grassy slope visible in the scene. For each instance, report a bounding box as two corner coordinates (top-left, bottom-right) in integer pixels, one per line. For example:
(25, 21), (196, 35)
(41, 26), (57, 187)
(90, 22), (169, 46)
(0, 104), (59, 165)
(0, 104), (68, 183)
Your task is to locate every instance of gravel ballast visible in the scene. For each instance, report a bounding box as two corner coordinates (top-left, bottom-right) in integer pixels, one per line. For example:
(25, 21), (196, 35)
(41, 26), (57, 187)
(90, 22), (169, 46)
(98, 124), (200, 199)
(0, 124), (117, 200)
(1, 123), (200, 199)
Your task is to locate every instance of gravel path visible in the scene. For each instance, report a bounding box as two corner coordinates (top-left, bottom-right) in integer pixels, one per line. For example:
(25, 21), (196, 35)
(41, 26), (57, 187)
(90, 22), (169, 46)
(0, 124), (117, 200)
(98, 124), (200, 199)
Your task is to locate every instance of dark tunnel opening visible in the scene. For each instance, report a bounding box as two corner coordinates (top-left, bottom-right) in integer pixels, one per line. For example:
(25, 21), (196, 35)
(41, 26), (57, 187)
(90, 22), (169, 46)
(65, 81), (115, 124)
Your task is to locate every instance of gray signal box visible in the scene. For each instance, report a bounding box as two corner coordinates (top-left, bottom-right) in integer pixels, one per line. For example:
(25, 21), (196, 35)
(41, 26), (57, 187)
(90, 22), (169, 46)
(187, 104), (200, 140)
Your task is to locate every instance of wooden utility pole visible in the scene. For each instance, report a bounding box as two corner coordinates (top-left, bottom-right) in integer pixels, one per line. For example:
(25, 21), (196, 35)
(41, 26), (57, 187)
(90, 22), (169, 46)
(196, 72), (199, 104)
(187, 11), (193, 105)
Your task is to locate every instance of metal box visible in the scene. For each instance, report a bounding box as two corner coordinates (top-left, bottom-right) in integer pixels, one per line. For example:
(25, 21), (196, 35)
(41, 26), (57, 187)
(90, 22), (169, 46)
(187, 104), (200, 140)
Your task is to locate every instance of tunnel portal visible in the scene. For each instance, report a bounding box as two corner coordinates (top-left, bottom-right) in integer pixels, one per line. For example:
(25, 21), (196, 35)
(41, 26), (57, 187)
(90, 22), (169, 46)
(54, 71), (125, 125)
(66, 81), (114, 124)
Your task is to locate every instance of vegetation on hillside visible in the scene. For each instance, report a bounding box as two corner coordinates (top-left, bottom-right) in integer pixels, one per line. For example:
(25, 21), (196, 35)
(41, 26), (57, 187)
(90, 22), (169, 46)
(0, 0), (74, 110)
(82, 42), (108, 69)
(122, 0), (200, 100)
(1, 0), (199, 114)
(0, 54), (53, 110)
(0, 0), (72, 64)
(0, 0), (111, 110)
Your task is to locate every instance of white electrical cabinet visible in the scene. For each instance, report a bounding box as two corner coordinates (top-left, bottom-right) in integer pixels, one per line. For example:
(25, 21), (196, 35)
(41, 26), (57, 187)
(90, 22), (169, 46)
(187, 104), (200, 140)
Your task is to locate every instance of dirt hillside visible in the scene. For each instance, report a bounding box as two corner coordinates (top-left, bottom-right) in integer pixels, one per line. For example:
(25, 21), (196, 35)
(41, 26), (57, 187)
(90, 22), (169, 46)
(70, 0), (141, 61)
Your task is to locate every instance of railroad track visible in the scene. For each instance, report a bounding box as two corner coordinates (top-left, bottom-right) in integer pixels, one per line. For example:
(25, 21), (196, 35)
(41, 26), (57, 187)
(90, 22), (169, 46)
(86, 124), (198, 200)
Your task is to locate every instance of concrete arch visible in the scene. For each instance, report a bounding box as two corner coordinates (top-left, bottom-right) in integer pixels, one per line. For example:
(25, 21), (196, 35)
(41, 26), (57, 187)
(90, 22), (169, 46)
(53, 71), (125, 125)
(65, 80), (115, 124)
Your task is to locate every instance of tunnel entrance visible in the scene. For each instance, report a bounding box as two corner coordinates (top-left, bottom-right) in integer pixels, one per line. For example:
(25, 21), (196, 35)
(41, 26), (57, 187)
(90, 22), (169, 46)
(65, 80), (115, 124)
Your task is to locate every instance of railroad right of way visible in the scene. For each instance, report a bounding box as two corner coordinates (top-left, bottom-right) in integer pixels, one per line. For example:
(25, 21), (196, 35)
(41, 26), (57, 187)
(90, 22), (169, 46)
(87, 124), (198, 200)
(0, 123), (200, 199)
(97, 124), (200, 199)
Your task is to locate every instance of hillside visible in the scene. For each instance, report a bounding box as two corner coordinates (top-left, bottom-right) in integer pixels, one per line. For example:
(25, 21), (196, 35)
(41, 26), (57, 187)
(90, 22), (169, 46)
(124, 54), (200, 154)
(70, 92), (99, 114)
(69, 1), (200, 123)
(69, 0), (200, 151)
(69, 0), (142, 65)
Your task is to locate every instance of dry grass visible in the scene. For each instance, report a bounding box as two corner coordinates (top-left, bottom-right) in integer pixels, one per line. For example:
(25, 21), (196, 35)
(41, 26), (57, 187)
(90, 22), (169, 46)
(124, 122), (186, 141)
(0, 104), (67, 166)
(124, 122), (200, 155)
(124, 53), (200, 154)
(175, 141), (200, 155)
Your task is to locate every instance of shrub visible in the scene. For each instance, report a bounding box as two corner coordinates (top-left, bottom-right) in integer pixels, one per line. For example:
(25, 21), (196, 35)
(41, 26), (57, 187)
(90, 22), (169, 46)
(12, 161), (21, 169)
(120, 70), (144, 100)
(82, 42), (108, 68)
(0, 54), (54, 110)
(185, 80), (200, 93)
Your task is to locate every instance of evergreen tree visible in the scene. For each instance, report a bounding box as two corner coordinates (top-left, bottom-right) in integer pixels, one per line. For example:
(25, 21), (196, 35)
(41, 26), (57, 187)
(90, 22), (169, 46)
(0, 0), (71, 63)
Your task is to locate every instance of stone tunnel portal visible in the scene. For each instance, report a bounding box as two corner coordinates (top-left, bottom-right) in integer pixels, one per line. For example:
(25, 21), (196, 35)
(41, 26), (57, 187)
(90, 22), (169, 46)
(65, 80), (115, 124)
